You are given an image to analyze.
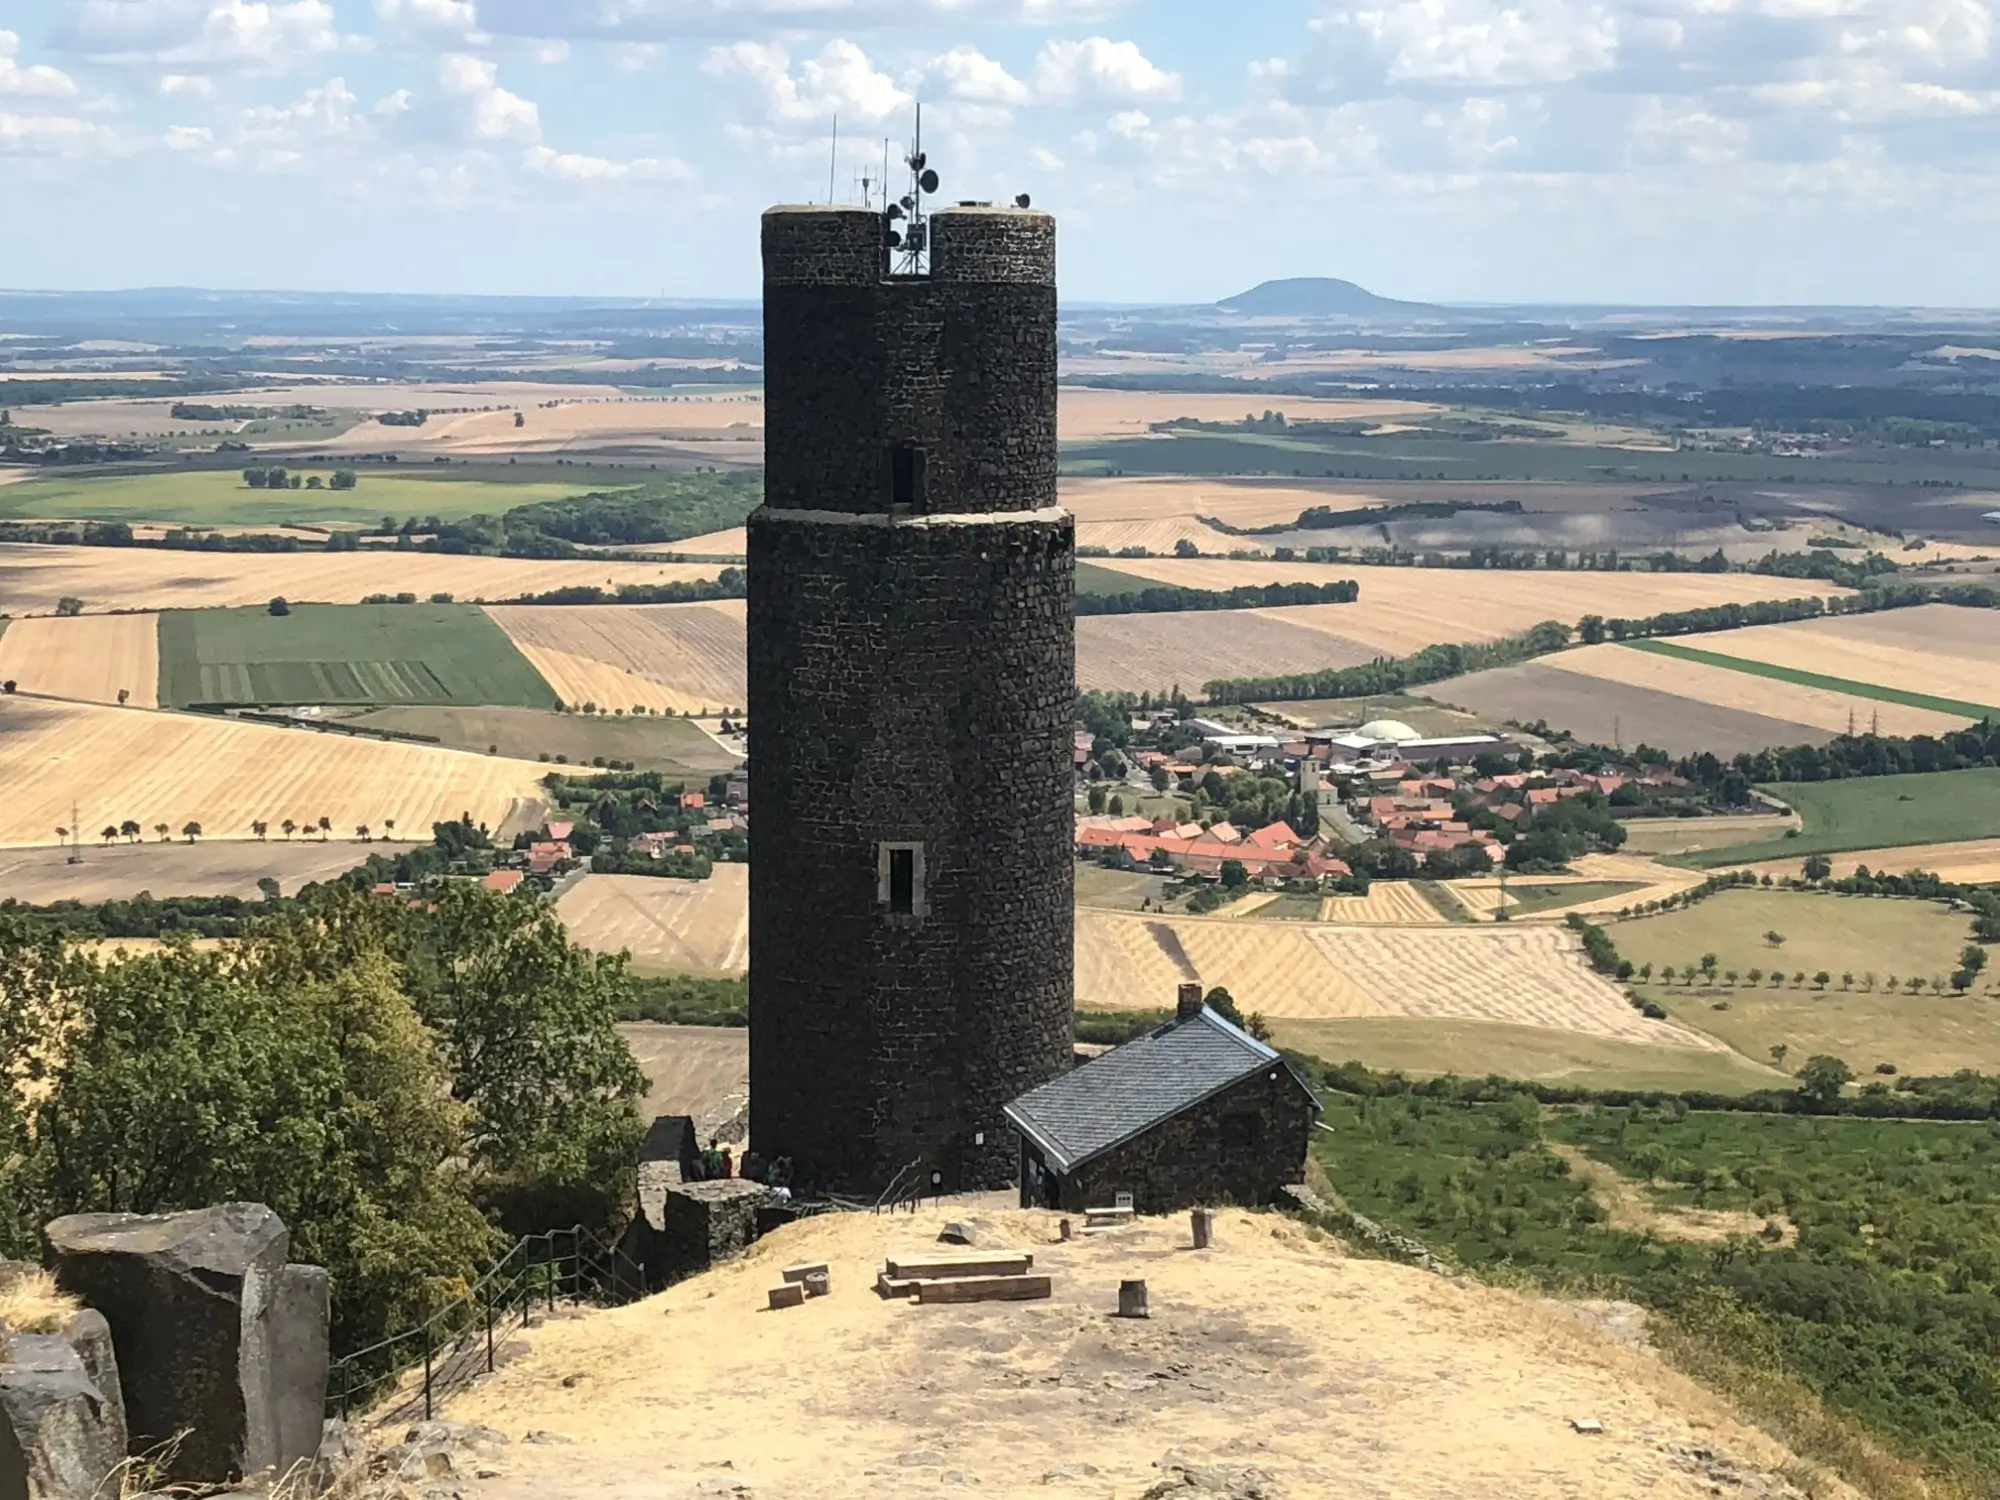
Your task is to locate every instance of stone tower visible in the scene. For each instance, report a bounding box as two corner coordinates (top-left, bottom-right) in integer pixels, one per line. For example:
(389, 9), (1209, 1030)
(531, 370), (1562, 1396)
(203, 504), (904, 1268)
(747, 203), (1075, 1198)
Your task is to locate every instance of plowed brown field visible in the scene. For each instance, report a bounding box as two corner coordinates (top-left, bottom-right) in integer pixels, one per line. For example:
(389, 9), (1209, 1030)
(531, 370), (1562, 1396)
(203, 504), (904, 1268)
(0, 696), (547, 848)
(0, 544), (727, 615)
(0, 613), (158, 706)
(486, 602), (748, 714)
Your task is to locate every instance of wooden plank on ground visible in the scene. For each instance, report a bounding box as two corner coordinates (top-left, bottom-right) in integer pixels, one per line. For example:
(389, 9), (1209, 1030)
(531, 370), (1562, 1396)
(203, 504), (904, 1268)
(883, 1253), (1034, 1280)
(913, 1275), (1053, 1305)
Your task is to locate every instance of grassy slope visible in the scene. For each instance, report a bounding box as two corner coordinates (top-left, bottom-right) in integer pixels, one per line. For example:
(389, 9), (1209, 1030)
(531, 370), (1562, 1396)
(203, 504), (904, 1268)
(1611, 887), (1997, 1073)
(1624, 637), (2000, 721)
(340, 705), (739, 776)
(1074, 560), (1157, 597)
(0, 469), (608, 527)
(158, 603), (559, 709)
(1683, 767), (2000, 866)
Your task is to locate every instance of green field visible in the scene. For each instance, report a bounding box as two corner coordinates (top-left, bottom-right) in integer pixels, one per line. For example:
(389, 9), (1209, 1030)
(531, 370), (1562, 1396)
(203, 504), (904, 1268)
(157, 604), (559, 709)
(1074, 560), (1156, 596)
(1625, 638), (2000, 721)
(1682, 767), (2000, 867)
(0, 468), (612, 527)
(1310, 1089), (2000, 1485)
(1612, 887), (1994, 1073)
(338, 705), (739, 776)
(1495, 879), (1646, 916)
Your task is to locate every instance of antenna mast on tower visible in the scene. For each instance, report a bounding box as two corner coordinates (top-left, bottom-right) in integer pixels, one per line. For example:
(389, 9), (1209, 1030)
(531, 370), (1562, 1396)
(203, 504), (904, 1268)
(883, 103), (939, 276)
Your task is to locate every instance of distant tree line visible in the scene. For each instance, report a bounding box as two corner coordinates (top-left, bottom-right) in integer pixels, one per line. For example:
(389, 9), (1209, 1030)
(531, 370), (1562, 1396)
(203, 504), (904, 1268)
(1077, 579), (1359, 616)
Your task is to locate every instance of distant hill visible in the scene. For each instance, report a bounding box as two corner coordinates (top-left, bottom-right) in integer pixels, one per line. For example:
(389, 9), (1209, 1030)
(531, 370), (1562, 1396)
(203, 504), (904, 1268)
(1217, 277), (1442, 318)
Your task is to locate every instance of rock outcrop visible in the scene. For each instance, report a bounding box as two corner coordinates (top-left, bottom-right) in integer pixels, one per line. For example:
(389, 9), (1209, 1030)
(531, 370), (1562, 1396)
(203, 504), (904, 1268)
(45, 1203), (328, 1487)
(0, 1324), (126, 1500)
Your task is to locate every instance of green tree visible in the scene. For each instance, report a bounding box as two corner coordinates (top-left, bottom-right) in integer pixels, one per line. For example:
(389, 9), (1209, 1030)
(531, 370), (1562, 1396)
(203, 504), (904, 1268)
(181, 821), (202, 843)
(1087, 786), (1106, 814)
(1795, 1053), (1854, 1106)
(1764, 930), (1786, 947)
(329, 469), (358, 490)
(1219, 859), (1248, 890)
(1802, 854), (1833, 881)
(269, 596), (290, 617)
(1953, 944), (1990, 993)
(1769, 1042), (1789, 1069)
(54, 597), (84, 618)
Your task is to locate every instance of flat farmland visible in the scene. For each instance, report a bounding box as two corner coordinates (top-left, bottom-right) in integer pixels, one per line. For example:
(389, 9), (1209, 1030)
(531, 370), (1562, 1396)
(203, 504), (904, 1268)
(616, 1024), (748, 1140)
(6, 381), (651, 438)
(1056, 390), (1440, 441)
(1316, 884), (1447, 923)
(0, 840), (362, 902)
(340, 705), (741, 776)
(1530, 642), (1964, 736)
(0, 543), (729, 614)
(1683, 768), (2000, 867)
(1619, 813), (1800, 856)
(0, 696), (550, 849)
(0, 613), (158, 706)
(1102, 559), (1848, 656)
(557, 867), (749, 976)
(486, 602), (748, 714)
(158, 603), (557, 709)
(1074, 611), (1377, 693)
(1667, 605), (2000, 715)
(1073, 908), (1718, 1050)
(1424, 659), (1838, 756)
(1062, 476), (1387, 530)
(1741, 838), (2000, 884)
(0, 469), (609, 527)
(311, 391), (767, 460)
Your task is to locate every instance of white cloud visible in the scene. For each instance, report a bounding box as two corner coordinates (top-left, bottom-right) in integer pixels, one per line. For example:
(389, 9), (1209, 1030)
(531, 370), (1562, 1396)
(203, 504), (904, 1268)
(159, 72), (216, 96)
(703, 39), (910, 126)
(163, 121), (212, 147)
(0, 111), (118, 154)
(1318, 0), (1622, 87)
(58, 1), (342, 72)
(923, 46), (1030, 105)
(375, 0), (487, 44)
(438, 51), (540, 141)
(523, 143), (692, 180)
(1032, 37), (1182, 103)
(0, 31), (81, 99)
(469, 0), (1128, 42)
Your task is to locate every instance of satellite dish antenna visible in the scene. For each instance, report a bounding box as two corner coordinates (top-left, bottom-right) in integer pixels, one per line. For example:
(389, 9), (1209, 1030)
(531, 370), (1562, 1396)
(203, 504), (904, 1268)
(1015, 192), (1031, 209)
(918, 168), (939, 195)
(888, 102), (938, 275)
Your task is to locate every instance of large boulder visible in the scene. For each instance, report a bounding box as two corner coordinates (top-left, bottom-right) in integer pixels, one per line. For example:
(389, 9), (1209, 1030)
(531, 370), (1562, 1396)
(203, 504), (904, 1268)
(0, 1332), (126, 1500)
(44, 1203), (328, 1487)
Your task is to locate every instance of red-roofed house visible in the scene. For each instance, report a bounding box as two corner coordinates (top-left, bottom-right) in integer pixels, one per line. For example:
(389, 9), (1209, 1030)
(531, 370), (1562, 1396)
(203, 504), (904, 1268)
(546, 821), (575, 842)
(679, 792), (706, 810)
(483, 870), (525, 894)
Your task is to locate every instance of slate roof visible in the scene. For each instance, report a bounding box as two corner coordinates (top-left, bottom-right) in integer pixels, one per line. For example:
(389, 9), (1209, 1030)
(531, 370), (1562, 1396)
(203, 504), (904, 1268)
(1003, 1007), (1320, 1174)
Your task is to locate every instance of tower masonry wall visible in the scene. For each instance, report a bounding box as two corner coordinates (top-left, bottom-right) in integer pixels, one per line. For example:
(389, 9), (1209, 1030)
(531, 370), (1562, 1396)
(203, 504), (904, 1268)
(749, 203), (1074, 1196)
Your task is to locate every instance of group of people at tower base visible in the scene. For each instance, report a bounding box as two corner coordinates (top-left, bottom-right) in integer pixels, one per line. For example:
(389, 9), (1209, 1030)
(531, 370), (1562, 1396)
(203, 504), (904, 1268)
(690, 1139), (795, 1200)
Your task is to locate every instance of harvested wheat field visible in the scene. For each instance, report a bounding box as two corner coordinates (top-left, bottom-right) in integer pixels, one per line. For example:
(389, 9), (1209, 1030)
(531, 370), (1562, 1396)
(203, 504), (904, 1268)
(616, 1023), (747, 1140)
(1538, 644), (1968, 738)
(556, 867), (749, 975)
(1075, 909), (1714, 1049)
(0, 697), (548, 849)
(0, 840), (364, 903)
(1742, 838), (2000, 885)
(1107, 560), (1850, 654)
(486, 602), (748, 715)
(1062, 475), (1386, 530)
(0, 613), (158, 706)
(313, 391), (767, 459)
(0, 544), (728, 615)
(1057, 388), (1440, 439)
(1675, 603), (2000, 708)
(1318, 883), (1446, 923)
(441, 1203), (1828, 1500)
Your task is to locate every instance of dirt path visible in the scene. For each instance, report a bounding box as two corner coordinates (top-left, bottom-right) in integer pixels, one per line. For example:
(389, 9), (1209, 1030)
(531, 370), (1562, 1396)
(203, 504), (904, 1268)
(1549, 1144), (1791, 1245)
(438, 1205), (1840, 1500)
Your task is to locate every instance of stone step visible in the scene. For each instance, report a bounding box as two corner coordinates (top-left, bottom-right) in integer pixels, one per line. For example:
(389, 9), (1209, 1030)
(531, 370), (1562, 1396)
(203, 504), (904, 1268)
(882, 1252), (1033, 1281)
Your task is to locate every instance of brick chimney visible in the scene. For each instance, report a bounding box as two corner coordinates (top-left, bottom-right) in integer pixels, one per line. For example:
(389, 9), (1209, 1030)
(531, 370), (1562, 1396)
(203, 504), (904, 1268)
(1176, 982), (1205, 1021)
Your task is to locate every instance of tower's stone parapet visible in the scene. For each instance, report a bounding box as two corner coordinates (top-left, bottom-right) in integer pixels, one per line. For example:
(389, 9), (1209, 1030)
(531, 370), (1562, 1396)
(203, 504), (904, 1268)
(749, 203), (1074, 1197)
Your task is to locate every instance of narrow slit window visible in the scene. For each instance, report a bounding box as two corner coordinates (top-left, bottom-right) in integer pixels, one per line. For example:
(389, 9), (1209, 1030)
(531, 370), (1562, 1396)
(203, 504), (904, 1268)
(889, 446), (925, 510)
(888, 847), (915, 915)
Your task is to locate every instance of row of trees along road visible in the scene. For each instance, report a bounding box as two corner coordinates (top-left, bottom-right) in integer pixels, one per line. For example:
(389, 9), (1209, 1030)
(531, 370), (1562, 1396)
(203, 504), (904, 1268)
(0, 882), (645, 1361)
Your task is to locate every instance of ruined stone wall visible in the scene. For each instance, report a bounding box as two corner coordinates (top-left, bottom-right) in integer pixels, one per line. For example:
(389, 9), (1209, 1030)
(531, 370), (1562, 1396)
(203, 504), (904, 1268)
(1048, 1071), (1319, 1216)
(749, 204), (1073, 1197)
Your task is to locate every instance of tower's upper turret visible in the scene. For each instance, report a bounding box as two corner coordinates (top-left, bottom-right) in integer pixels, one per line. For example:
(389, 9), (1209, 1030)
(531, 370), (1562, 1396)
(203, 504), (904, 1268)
(761, 204), (1057, 518)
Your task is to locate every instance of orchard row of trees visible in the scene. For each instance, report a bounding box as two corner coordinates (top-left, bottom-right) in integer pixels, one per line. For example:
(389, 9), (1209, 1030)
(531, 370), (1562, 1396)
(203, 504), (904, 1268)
(242, 466), (357, 490)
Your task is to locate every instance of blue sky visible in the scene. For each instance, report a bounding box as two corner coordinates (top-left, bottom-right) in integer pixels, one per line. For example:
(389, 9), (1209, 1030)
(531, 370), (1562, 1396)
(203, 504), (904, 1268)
(1, 0), (1995, 305)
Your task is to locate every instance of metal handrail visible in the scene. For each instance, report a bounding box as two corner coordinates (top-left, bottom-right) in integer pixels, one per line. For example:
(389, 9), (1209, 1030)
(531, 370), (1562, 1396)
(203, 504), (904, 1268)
(327, 1222), (642, 1424)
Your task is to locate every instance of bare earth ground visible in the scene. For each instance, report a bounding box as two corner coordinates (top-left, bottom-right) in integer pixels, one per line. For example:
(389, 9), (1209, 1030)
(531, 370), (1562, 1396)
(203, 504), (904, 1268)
(0, 544), (726, 614)
(555, 867), (749, 976)
(614, 1022), (746, 1140)
(1075, 611), (1376, 693)
(0, 839), (364, 901)
(1425, 660), (1835, 757)
(1538, 644), (1972, 738)
(1619, 814), (1802, 857)
(0, 697), (548, 849)
(0, 613), (159, 706)
(441, 1204), (1836, 1500)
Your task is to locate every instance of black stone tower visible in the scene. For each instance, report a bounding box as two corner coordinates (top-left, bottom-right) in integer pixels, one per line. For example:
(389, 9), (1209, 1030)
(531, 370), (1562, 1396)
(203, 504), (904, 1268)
(747, 202), (1075, 1198)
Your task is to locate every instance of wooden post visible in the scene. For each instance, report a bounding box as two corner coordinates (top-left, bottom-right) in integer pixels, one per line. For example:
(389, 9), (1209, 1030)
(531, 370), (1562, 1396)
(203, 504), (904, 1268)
(1192, 1207), (1214, 1249)
(1058, 1217), (1073, 1242)
(1117, 1279), (1149, 1319)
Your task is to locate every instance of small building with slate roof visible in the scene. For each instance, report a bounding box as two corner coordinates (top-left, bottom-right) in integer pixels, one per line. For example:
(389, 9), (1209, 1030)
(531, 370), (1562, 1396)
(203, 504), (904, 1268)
(1002, 984), (1320, 1215)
